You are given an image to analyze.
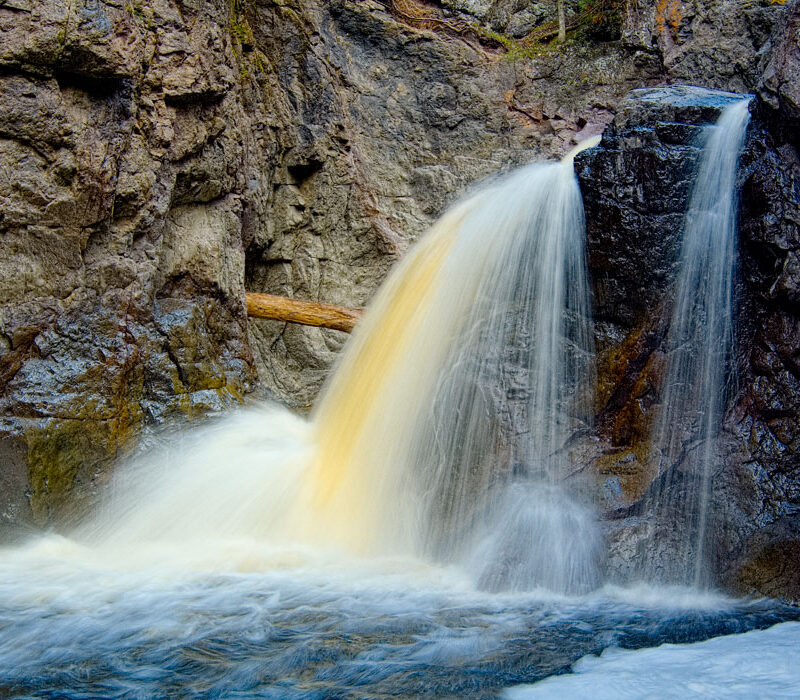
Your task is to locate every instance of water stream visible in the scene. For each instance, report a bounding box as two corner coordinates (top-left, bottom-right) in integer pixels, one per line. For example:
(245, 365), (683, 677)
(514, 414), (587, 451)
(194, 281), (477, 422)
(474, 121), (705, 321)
(643, 99), (752, 586)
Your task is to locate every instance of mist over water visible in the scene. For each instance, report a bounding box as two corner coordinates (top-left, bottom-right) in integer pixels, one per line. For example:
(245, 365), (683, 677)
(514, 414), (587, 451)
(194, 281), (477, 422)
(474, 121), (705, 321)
(73, 146), (600, 594)
(303, 149), (599, 591)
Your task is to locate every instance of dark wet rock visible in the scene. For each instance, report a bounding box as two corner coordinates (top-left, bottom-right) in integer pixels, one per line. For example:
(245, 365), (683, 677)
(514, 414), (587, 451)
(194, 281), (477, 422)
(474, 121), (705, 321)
(726, 73), (800, 597)
(575, 87), (744, 525)
(576, 86), (745, 333)
(578, 83), (800, 599)
(757, 0), (800, 144)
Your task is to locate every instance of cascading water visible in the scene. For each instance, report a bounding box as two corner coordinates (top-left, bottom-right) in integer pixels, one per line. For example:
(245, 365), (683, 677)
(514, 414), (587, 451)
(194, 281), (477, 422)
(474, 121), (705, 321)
(1, 122), (796, 700)
(644, 99), (752, 586)
(299, 141), (601, 592)
(82, 140), (601, 595)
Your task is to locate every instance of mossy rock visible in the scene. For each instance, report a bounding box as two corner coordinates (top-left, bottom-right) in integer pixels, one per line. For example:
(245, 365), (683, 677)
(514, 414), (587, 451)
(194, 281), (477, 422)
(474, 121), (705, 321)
(24, 415), (139, 526)
(735, 539), (800, 601)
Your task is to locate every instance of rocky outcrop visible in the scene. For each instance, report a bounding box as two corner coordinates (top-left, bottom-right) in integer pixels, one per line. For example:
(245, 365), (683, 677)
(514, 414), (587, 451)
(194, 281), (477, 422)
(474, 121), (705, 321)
(576, 86), (744, 507)
(576, 75), (800, 599)
(725, 3), (800, 598)
(758, 0), (800, 143)
(621, 0), (785, 93)
(578, 86), (745, 332)
(0, 0), (272, 528)
(243, 0), (663, 411)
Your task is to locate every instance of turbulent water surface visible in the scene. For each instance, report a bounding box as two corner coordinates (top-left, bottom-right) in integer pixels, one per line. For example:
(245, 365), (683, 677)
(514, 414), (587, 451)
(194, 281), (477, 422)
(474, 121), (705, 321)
(0, 406), (797, 698)
(0, 546), (797, 698)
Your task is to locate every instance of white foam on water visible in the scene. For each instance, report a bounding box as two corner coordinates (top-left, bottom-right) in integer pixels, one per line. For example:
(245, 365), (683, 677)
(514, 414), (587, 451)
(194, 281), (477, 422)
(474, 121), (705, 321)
(505, 621), (800, 699)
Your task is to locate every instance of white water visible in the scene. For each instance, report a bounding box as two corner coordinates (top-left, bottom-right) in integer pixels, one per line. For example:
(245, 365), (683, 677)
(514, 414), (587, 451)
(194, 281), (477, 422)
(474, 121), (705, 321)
(506, 621), (800, 699)
(645, 99), (751, 586)
(6, 402), (785, 697)
(1, 524), (782, 698)
(67, 144), (599, 594)
(296, 149), (599, 592)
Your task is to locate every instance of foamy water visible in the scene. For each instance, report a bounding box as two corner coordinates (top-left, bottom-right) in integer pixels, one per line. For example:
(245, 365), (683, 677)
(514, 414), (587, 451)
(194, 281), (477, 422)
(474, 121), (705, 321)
(0, 405), (794, 697)
(0, 524), (795, 697)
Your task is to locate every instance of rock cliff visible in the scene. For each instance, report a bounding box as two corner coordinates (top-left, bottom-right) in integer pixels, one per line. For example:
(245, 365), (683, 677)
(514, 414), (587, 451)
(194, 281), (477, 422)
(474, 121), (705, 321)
(0, 0), (273, 529)
(575, 2), (800, 597)
(0, 0), (793, 562)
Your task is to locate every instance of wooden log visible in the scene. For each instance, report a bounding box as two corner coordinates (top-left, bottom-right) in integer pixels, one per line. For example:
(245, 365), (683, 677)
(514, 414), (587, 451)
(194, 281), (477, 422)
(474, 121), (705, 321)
(245, 292), (363, 333)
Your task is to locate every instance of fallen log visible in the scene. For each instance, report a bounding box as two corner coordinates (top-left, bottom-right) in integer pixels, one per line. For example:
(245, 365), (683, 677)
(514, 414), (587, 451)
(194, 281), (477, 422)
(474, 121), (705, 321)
(245, 292), (363, 333)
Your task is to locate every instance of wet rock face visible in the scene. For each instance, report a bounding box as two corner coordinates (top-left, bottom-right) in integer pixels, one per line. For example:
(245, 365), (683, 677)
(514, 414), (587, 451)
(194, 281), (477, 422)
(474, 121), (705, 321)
(577, 86), (746, 332)
(575, 86), (744, 510)
(757, 0), (800, 144)
(729, 22), (800, 595)
(577, 78), (800, 599)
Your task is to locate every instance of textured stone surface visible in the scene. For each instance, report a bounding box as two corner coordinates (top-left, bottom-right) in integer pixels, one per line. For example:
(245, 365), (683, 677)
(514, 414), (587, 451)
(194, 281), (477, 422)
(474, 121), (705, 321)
(577, 85), (746, 331)
(621, 0), (785, 93)
(758, 0), (800, 142)
(577, 78), (800, 599)
(0, 0), (269, 528)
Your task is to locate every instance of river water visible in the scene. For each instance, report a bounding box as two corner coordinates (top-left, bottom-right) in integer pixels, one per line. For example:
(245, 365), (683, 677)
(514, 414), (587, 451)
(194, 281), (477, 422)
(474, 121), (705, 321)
(0, 540), (796, 698)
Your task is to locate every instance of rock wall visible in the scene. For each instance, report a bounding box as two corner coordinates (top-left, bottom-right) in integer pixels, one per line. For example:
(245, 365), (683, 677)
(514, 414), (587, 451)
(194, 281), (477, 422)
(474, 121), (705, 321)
(575, 3), (800, 598)
(243, 0), (664, 411)
(0, 0), (272, 529)
(0, 0), (792, 541)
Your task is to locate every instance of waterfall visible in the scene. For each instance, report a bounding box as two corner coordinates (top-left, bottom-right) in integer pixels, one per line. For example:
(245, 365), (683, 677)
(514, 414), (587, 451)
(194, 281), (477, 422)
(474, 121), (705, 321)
(296, 141), (601, 592)
(644, 99), (751, 586)
(77, 141), (600, 595)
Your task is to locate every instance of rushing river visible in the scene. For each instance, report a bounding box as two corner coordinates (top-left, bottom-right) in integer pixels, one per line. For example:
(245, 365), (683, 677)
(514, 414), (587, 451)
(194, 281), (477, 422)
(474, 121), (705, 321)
(0, 544), (797, 698)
